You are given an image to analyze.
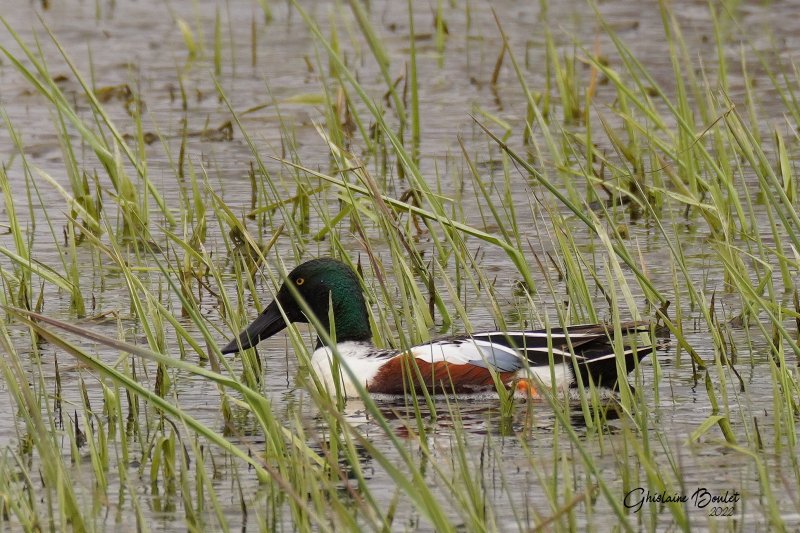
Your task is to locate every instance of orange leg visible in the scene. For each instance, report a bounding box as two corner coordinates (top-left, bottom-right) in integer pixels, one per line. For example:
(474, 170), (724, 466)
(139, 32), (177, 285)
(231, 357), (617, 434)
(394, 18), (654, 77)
(514, 379), (539, 398)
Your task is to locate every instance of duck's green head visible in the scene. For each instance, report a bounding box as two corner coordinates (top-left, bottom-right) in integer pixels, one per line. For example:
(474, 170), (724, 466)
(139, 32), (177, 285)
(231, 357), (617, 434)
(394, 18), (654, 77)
(221, 258), (371, 354)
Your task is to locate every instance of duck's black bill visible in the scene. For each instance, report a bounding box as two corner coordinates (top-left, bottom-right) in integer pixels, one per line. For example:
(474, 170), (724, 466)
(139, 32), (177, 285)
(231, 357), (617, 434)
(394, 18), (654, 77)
(220, 300), (286, 354)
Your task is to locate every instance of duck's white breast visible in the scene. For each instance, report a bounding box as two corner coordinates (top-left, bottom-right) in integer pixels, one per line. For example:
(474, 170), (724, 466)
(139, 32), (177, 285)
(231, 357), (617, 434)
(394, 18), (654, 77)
(310, 342), (390, 397)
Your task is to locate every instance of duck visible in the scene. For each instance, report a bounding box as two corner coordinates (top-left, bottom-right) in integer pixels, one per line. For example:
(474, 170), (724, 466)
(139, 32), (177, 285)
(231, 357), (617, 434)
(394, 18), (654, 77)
(220, 258), (653, 398)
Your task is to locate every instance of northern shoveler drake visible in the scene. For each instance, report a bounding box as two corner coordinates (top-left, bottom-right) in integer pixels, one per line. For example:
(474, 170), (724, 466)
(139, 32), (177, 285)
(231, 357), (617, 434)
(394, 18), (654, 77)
(221, 258), (653, 398)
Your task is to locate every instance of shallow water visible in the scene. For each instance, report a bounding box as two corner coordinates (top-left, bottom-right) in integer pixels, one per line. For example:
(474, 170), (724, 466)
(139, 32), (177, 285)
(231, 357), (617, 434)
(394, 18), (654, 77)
(1, 0), (799, 530)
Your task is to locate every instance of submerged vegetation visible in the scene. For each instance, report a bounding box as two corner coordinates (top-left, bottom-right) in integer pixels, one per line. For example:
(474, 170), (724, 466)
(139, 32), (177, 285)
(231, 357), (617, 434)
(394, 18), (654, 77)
(0, 0), (798, 530)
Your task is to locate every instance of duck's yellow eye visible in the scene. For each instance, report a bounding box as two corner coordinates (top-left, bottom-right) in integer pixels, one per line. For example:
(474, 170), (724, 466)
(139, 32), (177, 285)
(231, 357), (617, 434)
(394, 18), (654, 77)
(295, 277), (304, 286)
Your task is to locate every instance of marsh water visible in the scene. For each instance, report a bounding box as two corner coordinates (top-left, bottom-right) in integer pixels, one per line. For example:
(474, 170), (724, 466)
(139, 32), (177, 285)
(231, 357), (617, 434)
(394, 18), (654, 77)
(1, 0), (799, 531)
